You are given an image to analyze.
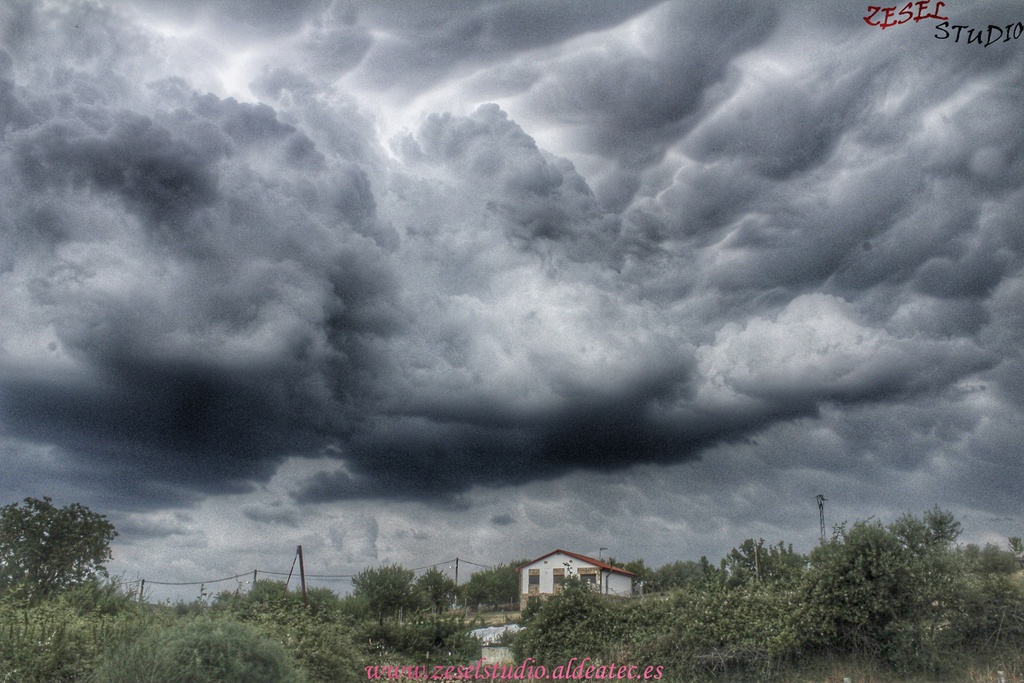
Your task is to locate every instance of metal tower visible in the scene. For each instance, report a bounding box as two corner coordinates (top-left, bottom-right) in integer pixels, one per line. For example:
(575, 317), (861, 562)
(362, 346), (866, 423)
(816, 494), (827, 544)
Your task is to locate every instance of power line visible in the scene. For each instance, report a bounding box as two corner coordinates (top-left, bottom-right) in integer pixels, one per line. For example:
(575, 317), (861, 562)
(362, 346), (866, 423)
(457, 559), (493, 569)
(138, 572), (252, 587)
(117, 556), (494, 589)
(411, 559), (458, 572)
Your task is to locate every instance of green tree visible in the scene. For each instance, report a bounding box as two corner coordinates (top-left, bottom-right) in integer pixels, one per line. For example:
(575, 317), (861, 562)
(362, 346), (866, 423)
(804, 509), (964, 671)
(416, 568), (458, 612)
(351, 564), (423, 619)
(890, 505), (961, 551)
(460, 560), (526, 609)
(649, 558), (720, 593)
(962, 543), (1021, 575)
(363, 616), (481, 665)
(724, 540), (805, 586)
(512, 577), (619, 667)
(0, 497), (118, 603)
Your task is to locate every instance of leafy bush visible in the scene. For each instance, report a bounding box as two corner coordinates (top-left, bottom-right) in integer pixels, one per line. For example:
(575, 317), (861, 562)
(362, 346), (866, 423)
(58, 578), (136, 616)
(213, 580), (366, 683)
(619, 582), (805, 681)
(461, 561), (527, 610)
(802, 508), (969, 674)
(0, 595), (154, 683)
(363, 615), (481, 665)
(963, 543), (1023, 575)
(954, 570), (1024, 647)
(6, 511), (1024, 683)
(645, 558), (720, 594)
(353, 565), (425, 619)
(89, 618), (306, 683)
(512, 578), (620, 667)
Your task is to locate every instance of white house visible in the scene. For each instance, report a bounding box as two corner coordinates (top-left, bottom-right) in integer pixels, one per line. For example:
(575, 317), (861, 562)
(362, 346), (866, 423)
(515, 549), (635, 610)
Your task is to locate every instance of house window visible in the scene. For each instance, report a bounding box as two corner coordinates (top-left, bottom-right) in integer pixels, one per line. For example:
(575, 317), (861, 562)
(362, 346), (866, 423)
(553, 568), (565, 591)
(528, 569), (540, 594)
(579, 567), (598, 587)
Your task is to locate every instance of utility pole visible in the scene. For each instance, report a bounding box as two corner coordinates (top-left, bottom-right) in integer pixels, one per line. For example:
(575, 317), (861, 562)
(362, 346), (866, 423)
(297, 545), (308, 607)
(454, 557), (459, 586)
(816, 495), (827, 544)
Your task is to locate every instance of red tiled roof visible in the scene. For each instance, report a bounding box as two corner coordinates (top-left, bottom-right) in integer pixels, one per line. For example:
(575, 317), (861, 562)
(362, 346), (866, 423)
(514, 549), (636, 576)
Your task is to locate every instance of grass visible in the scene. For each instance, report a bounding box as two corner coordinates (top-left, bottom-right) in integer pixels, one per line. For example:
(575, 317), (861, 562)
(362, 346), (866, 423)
(764, 650), (1024, 683)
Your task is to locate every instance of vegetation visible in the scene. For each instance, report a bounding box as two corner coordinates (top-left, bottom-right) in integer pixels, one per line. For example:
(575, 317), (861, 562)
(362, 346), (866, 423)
(460, 560), (527, 609)
(90, 619), (306, 683)
(352, 563), (424, 619)
(1, 499), (1023, 682)
(515, 508), (1024, 682)
(0, 497), (118, 604)
(416, 567), (459, 612)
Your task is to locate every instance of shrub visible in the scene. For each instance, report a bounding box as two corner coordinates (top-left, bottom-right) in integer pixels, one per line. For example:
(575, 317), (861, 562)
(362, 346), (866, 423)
(512, 578), (620, 668)
(362, 615), (481, 665)
(461, 561), (527, 610)
(58, 578), (136, 616)
(802, 509), (967, 674)
(619, 582), (805, 681)
(89, 618), (306, 683)
(353, 565), (424, 620)
(0, 596), (155, 683)
(212, 580), (366, 683)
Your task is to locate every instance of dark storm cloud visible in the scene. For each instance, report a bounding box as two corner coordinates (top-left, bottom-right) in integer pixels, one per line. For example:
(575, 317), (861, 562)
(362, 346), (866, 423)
(293, 364), (819, 503)
(240, 502), (300, 527)
(0, 52), (32, 135)
(490, 514), (515, 527)
(2, 0), (1024, 523)
(0, 359), (319, 487)
(620, 9), (1024, 312)
(0, 4), (405, 506)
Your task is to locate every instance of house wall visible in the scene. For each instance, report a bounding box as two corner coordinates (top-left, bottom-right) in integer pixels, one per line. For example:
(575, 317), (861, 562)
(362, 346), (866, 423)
(519, 552), (633, 609)
(605, 571), (632, 597)
(520, 551), (592, 594)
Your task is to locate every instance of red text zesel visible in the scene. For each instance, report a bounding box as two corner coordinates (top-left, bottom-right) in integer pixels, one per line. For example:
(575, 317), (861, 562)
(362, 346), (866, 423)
(863, 1), (949, 29)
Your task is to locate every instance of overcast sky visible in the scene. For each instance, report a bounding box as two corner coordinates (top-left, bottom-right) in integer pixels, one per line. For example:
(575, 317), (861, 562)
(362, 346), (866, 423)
(1, 0), (1023, 601)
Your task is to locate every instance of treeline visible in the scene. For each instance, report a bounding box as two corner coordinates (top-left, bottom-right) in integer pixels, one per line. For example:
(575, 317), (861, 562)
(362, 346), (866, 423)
(4, 498), (1024, 681)
(515, 508), (1024, 681)
(0, 575), (482, 683)
(0, 498), (486, 682)
(347, 559), (530, 618)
